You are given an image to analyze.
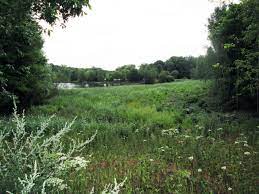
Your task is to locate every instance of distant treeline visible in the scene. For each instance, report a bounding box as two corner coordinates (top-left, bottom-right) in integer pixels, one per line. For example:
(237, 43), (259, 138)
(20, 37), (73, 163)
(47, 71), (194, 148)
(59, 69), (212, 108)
(52, 52), (216, 84)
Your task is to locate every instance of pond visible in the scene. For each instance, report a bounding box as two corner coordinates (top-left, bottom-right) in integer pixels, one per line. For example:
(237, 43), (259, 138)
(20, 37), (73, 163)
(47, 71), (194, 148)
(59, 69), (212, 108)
(56, 83), (82, 89)
(55, 82), (108, 89)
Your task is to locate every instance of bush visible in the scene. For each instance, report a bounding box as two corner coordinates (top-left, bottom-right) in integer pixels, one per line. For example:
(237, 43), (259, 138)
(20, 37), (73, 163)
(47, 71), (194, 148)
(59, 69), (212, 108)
(158, 71), (175, 83)
(0, 17), (53, 113)
(0, 104), (96, 193)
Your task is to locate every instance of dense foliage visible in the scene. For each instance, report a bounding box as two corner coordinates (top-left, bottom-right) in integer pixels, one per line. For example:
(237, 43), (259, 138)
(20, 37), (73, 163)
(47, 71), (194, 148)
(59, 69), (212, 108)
(208, 0), (259, 110)
(0, 0), (91, 113)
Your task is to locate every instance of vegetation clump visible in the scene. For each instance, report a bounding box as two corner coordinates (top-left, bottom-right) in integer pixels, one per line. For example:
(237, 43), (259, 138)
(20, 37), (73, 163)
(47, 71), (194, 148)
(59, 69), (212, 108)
(0, 103), (95, 193)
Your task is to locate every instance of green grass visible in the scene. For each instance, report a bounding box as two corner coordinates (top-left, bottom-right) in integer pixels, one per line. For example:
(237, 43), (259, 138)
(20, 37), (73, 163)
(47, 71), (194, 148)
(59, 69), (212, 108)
(6, 80), (259, 193)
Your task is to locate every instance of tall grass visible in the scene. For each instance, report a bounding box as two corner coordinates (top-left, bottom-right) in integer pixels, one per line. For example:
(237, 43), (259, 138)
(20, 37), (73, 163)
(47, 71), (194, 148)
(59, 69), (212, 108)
(1, 80), (258, 193)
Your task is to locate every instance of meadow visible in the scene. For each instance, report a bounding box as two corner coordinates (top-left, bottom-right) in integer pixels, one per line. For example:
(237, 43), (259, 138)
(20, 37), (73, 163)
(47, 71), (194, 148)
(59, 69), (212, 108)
(1, 80), (258, 193)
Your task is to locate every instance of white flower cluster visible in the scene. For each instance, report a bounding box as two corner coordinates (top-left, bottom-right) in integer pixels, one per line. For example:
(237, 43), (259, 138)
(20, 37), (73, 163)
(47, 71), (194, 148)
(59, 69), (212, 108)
(59, 156), (90, 171)
(221, 166), (227, 170)
(162, 128), (179, 136)
(234, 140), (247, 144)
(102, 178), (127, 194)
(188, 156), (194, 161)
(42, 177), (68, 193)
(90, 178), (127, 194)
(158, 145), (169, 152)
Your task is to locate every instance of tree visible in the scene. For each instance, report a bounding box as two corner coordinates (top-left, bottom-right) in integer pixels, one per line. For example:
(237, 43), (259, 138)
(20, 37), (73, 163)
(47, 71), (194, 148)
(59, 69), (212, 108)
(158, 71), (174, 83)
(165, 56), (194, 78)
(208, 0), (259, 110)
(0, 17), (53, 111)
(139, 64), (158, 84)
(152, 60), (165, 73)
(171, 70), (180, 79)
(126, 67), (141, 82)
(192, 47), (216, 80)
(0, 0), (91, 113)
(115, 65), (141, 82)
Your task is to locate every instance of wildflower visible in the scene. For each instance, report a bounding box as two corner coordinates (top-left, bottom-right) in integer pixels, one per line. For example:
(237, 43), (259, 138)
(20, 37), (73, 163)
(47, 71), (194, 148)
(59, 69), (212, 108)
(196, 136), (203, 140)
(188, 156), (194, 161)
(244, 143), (249, 147)
(157, 147), (164, 152)
(60, 156), (67, 161)
(244, 151), (251, 155)
(73, 156), (90, 170)
(217, 127), (223, 131)
(143, 139), (147, 142)
(234, 141), (239, 144)
(208, 129), (212, 132)
(221, 166), (226, 170)
(149, 159), (154, 162)
(162, 128), (179, 136)
(59, 156), (90, 171)
(197, 168), (202, 172)
(44, 177), (68, 191)
(228, 187), (232, 191)
(102, 177), (127, 194)
(210, 137), (215, 141)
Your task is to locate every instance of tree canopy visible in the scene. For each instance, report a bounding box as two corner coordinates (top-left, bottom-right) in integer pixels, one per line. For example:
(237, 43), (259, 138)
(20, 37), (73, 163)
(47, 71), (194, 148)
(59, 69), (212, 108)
(208, 0), (259, 110)
(0, 0), (91, 113)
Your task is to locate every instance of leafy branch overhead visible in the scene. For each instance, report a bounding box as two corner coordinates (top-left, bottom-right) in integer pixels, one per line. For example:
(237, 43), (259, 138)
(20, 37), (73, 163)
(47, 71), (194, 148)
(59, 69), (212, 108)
(1, 0), (91, 25)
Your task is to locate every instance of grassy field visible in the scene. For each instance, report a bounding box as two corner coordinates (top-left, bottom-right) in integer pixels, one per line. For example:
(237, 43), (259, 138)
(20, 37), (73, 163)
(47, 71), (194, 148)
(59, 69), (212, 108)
(2, 80), (258, 193)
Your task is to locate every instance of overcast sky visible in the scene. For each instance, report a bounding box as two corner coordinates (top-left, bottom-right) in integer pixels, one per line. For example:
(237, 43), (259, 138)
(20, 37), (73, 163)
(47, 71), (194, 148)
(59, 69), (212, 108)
(43, 0), (218, 70)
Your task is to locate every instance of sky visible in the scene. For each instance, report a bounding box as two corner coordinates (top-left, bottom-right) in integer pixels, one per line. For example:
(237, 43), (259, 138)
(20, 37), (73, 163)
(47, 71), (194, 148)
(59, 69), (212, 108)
(42, 0), (218, 70)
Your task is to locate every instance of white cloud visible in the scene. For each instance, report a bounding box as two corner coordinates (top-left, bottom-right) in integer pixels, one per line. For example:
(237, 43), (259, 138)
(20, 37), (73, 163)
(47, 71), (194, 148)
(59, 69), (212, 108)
(43, 0), (217, 70)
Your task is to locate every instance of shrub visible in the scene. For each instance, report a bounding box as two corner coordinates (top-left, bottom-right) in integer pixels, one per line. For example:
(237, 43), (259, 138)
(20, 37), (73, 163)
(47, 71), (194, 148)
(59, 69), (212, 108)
(0, 103), (96, 193)
(158, 71), (175, 83)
